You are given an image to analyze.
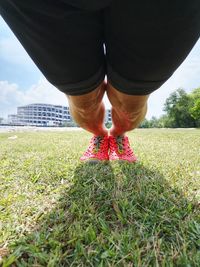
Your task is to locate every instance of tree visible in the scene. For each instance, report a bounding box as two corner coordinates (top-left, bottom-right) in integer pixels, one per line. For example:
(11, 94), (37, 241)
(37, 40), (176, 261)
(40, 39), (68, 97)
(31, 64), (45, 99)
(139, 118), (150, 128)
(105, 122), (112, 129)
(138, 87), (200, 128)
(189, 88), (200, 127)
(163, 89), (196, 128)
(155, 115), (171, 128)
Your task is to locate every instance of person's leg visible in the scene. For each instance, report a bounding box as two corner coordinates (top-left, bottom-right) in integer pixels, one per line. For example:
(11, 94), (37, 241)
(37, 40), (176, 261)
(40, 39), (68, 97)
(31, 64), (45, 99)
(0, 1), (110, 161)
(67, 82), (110, 162)
(66, 82), (108, 136)
(106, 83), (149, 136)
(104, 0), (200, 162)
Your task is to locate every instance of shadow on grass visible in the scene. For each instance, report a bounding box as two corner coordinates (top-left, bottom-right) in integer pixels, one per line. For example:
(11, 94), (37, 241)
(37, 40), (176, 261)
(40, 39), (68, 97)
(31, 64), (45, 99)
(3, 162), (200, 266)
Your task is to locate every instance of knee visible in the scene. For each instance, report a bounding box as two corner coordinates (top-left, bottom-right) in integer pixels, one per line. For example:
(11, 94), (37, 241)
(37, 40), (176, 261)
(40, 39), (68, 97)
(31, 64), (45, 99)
(112, 102), (147, 125)
(107, 82), (149, 117)
(68, 97), (98, 117)
(67, 84), (105, 114)
(111, 95), (148, 122)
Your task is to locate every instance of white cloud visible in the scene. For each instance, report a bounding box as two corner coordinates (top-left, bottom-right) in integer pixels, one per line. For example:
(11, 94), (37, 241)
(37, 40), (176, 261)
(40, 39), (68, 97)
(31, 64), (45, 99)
(0, 78), (113, 119)
(0, 79), (68, 118)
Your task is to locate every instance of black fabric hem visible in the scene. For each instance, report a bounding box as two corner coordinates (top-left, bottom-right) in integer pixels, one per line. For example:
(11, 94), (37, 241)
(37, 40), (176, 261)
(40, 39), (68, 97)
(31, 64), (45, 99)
(107, 63), (167, 95)
(53, 67), (105, 96)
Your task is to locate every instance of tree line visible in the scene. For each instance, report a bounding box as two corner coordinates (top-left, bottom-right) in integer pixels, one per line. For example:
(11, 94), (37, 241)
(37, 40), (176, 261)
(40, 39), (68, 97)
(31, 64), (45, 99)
(139, 87), (200, 128)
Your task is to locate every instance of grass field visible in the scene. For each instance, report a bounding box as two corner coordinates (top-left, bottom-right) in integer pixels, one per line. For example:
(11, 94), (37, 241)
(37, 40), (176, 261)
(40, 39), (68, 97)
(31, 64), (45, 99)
(0, 129), (200, 267)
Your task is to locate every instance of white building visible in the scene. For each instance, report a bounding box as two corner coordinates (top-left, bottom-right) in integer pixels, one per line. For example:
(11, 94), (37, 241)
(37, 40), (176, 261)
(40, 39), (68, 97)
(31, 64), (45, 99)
(7, 114), (21, 125)
(7, 103), (112, 126)
(8, 103), (72, 126)
(105, 109), (112, 124)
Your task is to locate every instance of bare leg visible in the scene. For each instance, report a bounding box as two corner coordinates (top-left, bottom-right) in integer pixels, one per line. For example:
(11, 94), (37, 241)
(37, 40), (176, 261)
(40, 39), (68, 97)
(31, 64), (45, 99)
(66, 82), (108, 136)
(106, 83), (149, 136)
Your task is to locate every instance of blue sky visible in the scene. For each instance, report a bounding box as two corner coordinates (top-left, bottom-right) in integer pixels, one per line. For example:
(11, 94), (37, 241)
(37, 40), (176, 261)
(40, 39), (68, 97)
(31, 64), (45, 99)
(0, 15), (200, 120)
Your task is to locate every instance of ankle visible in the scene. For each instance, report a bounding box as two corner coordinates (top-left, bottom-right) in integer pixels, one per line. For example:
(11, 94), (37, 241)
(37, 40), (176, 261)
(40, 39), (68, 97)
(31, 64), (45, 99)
(109, 127), (126, 137)
(93, 128), (108, 137)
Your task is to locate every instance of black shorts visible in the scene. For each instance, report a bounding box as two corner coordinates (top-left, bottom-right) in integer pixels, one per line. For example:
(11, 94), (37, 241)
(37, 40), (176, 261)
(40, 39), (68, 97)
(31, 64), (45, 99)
(1, 0), (200, 95)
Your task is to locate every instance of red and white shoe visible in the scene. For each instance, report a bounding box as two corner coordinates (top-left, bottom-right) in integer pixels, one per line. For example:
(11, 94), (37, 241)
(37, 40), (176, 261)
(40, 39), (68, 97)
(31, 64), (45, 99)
(80, 135), (109, 162)
(109, 135), (137, 163)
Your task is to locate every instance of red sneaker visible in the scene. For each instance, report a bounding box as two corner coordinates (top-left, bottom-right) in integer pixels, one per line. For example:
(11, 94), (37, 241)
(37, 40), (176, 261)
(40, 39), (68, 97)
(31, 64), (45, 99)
(80, 135), (109, 162)
(109, 135), (137, 162)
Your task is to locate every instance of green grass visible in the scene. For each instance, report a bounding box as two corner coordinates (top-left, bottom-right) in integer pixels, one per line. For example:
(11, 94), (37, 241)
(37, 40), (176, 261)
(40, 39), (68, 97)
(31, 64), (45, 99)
(0, 129), (199, 267)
